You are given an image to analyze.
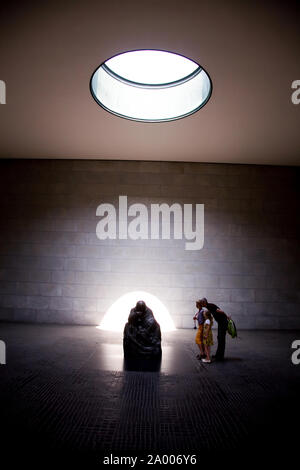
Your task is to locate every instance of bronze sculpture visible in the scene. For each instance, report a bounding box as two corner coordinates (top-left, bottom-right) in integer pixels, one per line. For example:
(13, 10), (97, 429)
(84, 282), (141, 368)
(123, 300), (162, 358)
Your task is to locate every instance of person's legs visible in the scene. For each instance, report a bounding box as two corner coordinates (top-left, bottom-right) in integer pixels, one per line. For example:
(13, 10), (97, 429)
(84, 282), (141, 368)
(202, 344), (211, 363)
(215, 321), (227, 360)
(195, 325), (205, 356)
(205, 345), (211, 361)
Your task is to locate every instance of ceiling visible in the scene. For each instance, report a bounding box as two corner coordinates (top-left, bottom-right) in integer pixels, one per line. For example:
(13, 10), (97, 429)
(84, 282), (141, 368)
(0, 0), (299, 165)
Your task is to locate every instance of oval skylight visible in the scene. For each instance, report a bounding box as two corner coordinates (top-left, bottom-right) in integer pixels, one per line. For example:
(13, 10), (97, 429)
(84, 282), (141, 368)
(90, 50), (212, 122)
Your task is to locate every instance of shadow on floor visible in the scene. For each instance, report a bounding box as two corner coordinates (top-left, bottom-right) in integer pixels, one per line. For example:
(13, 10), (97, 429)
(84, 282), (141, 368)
(221, 356), (243, 362)
(123, 355), (162, 372)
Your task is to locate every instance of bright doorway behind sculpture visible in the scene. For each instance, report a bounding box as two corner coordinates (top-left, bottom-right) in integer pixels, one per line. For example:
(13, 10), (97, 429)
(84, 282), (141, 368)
(98, 291), (176, 332)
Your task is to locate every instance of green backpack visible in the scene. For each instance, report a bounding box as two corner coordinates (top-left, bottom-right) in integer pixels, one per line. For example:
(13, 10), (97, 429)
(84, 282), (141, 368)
(227, 319), (237, 338)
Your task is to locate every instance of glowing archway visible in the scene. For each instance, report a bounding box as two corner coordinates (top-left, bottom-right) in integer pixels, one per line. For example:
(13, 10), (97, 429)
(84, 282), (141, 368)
(98, 291), (176, 332)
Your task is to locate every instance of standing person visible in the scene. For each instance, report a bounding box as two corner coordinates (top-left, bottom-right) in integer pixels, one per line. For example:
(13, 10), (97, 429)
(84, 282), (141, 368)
(193, 300), (205, 360)
(200, 298), (229, 361)
(202, 308), (213, 363)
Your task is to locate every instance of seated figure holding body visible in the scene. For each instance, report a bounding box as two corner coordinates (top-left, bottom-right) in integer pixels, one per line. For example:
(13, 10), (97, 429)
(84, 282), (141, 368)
(123, 300), (162, 358)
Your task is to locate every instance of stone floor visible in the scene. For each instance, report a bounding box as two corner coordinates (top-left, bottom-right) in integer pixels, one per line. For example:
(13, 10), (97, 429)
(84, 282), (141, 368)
(0, 323), (299, 467)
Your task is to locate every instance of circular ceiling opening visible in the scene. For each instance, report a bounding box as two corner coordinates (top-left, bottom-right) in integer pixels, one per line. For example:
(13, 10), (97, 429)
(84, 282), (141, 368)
(90, 49), (212, 122)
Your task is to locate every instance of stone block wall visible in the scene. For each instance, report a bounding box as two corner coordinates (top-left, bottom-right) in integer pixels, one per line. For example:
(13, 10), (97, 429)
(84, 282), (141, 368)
(0, 159), (299, 329)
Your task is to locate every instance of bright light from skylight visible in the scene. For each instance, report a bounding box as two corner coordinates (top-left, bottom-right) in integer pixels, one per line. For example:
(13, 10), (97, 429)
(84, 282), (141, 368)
(105, 50), (199, 84)
(90, 49), (212, 122)
(97, 291), (176, 332)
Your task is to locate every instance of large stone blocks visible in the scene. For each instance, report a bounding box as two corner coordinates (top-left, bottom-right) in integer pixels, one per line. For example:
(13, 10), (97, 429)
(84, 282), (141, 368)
(0, 159), (298, 329)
